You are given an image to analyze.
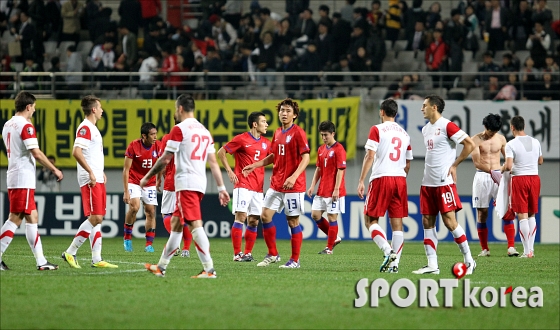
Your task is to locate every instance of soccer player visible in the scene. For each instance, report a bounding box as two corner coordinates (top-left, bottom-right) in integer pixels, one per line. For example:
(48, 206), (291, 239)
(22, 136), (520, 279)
(142, 94), (230, 278)
(0, 91), (63, 271)
(471, 113), (519, 257)
(413, 94), (476, 275)
(217, 111), (271, 262)
(306, 120), (345, 255)
(122, 122), (161, 253)
(502, 115), (543, 258)
(243, 98), (310, 269)
(357, 99), (412, 273)
(61, 95), (118, 269)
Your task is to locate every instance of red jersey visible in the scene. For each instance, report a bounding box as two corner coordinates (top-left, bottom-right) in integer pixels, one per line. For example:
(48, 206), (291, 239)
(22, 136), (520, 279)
(270, 124), (310, 193)
(125, 139), (161, 186)
(316, 142), (347, 197)
(224, 132), (272, 192)
(161, 134), (176, 191)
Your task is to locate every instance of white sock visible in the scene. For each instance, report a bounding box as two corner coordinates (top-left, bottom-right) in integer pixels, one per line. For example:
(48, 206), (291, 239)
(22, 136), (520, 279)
(67, 219), (93, 255)
(90, 224), (102, 263)
(451, 225), (473, 264)
(25, 223), (47, 266)
(158, 231), (182, 270)
(519, 219), (530, 255)
(369, 223), (392, 255)
(192, 227), (213, 272)
(528, 217), (537, 253)
(391, 231), (404, 266)
(0, 220), (18, 263)
(423, 228), (438, 269)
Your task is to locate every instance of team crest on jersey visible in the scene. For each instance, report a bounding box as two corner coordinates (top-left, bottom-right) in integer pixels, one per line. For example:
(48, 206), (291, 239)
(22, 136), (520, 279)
(435, 128), (441, 135)
(152, 150), (157, 157)
(79, 128), (87, 136)
(262, 142), (267, 149)
(26, 127), (34, 135)
(286, 135), (292, 143)
(329, 150), (335, 157)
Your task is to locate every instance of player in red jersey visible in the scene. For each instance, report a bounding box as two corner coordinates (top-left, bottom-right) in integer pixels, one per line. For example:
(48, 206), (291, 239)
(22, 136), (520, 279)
(1, 92), (63, 271)
(413, 94), (475, 275)
(243, 98), (310, 269)
(307, 120), (345, 254)
(217, 111), (272, 262)
(122, 122), (161, 253)
(357, 99), (412, 273)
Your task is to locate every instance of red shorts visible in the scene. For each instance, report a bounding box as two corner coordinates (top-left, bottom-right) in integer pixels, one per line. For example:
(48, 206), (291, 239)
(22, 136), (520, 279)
(173, 190), (204, 222)
(80, 183), (106, 216)
(364, 177), (408, 218)
(420, 184), (462, 215)
(8, 188), (36, 214)
(511, 175), (540, 214)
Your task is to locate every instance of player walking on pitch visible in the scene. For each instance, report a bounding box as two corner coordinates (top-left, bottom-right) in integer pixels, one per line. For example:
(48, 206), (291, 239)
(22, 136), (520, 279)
(217, 112), (271, 262)
(62, 95), (118, 269)
(243, 98), (310, 269)
(1, 91), (63, 271)
(307, 120), (345, 255)
(413, 94), (476, 275)
(357, 99), (412, 273)
(142, 94), (230, 278)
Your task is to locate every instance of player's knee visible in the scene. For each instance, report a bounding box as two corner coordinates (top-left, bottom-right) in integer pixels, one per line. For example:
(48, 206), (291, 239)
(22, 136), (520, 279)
(247, 217), (259, 227)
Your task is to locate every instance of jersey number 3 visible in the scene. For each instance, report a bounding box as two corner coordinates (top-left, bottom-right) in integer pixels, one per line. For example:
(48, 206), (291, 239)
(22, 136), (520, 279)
(389, 137), (402, 161)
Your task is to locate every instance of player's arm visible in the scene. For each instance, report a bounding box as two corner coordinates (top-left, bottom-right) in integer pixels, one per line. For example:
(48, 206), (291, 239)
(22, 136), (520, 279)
(538, 155), (544, 165)
(448, 135), (475, 183)
(122, 156), (132, 204)
(217, 146), (238, 184)
(357, 149), (375, 199)
(242, 153), (274, 177)
(502, 156), (513, 172)
(73, 146), (96, 186)
(30, 148), (63, 181)
(283, 152), (310, 190)
(332, 168), (345, 202)
(140, 151), (173, 188)
(405, 159), (411, 176)
(306, 166), (321, 197)
(470, 135), (484, 170)
(208, 152), (231, 207)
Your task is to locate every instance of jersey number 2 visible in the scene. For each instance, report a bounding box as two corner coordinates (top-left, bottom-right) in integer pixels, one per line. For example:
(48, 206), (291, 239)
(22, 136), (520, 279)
(389, 137), (402, 161)
(191, 134), (210, 160)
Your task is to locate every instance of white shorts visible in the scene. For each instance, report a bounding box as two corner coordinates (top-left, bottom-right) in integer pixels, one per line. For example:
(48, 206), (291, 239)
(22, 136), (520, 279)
(472, 171), (498, 208)
(161, 190), (176, 215)
(263, 188), (305, 216)
(311, 195), (345, 214)
(128, 183), (158, 206)
(232, 188), (263, 216)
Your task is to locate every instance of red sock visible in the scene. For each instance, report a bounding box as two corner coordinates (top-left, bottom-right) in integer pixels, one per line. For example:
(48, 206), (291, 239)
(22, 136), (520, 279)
(477, 222), (488, 250)
(231, 222), (243, 255)
(290, 225), (303, 261)
(145, 230), (155, 246)
(123, 223), (133, 240)
(182, 224), (192, 250)
(327, 221), (338, 249)
(163, 215), (172, 233)
(315, 217), (329, 235)
(244, 225), (258, 254)
(262, 222), (278, 256)
(503, 220), (516, 248)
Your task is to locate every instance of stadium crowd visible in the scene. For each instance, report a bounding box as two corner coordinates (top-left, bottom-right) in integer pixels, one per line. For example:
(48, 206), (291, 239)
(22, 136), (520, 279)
(0, 0), (559, 100)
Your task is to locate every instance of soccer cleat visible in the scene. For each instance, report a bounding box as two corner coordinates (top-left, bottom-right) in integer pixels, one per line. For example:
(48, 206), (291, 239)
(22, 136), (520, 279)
(61, 252), (81, 269)
(257, 254), (281, 267)
(124, 239), (133, 252)
(333, 236), (342, 249)
(144, 245), (155, 253)
(318, 247), (333, 254)
(181, 250), (190, 258)
(37, 261), (59, 271)
(0, 261), (10, 270)
(388, 266), (399, 273)
(507, 247), (520, 257)
(191, 269), (217, 278)
(279, 259), (300, 269)
(240, 253), (255, 262)
(466, 260), (476, 275)
(91, 260), (118, 268)
(233, 252), (244, 261)
(478, 249), (491, 257)
(380, 251), (397, 272)
(519, 252), (534, 258)
(145, 263), (165, 277)
(412, 265), (440, 275)
(173, 248), (181, 257)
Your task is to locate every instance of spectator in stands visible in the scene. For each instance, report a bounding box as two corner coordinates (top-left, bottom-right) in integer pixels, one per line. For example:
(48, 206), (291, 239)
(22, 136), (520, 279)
(464, 5), (480, 56)
(367, 0), (384, 30)
(60, 0), (82, 46)
(477, 51), (501, 86)
(89, 38), (115, 89)
(10, 11), (35, 61)
(118, 23), (138, 71)
(349, 46), (372, 82)
(384, 74), (413, 99)
(484, 0), (510, 54)
(0, 56), (15, 98)
(331, 13), (352, 63)
(275, 18), (294, 56)
(27, 0), (45, 64)
(49, 56), (65, 98)
(142, 23), (164, 57)
(65, 45), (83, 98)
(536, 71), (559, 100)
(544, 55), (559, 74)
(118, 0), (142, 35)
(285, 0), (309, 27)
(253, 31), (277, 87)
(366, 25), (386, 73)
(138, 50), (160, 99)
(45, 0), (62, 41)
(483, 74), (501, 99)
(222, 0), (242, 29)
(211, 14), (238, 60)
(299, 41), (321, 99)
(526, 21), (551, 69)
(318, 5), (332, 28)
(327, 55), (353, 89)
(160, 44), (180, 99)
(519, 56), (539, 99)
(510, 0), (532, 52)
(259, 8), (275, 41)
(445, 9), (467, 88)
(347, 20), (368, 59)
(406, 21), (427, 51)
(190, 55), (205, 99)
(277, 51), (299, 99)
(352, 7), (367, 25)
(86, 0), (103, 41)
(385, 0), (401, 47)
(340, 0), (356, 23)
(315, 20), (335, 70)
(493, 73), (519, 100)
(294, 8), (316, 40)
(404, 0), (426, 41)
(501, 53), (518, 71)
(531, 0), (553, 36)
(21, 55), (41, 90)
(204, 46), (222, 99)
(236, 13), (257, 48)
(425, 1), (441, 31)
(139, 0), (161, 31)
(425, 28), (448, 88)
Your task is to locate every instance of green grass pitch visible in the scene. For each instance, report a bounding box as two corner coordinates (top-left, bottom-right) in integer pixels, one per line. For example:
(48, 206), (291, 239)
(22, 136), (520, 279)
(1, 237), (558, 329)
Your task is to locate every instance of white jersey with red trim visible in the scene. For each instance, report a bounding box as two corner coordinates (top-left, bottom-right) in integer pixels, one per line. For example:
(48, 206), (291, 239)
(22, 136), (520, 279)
(165, 117), (215, 193)
(422, 117), (468, 186)
(505, 135), (542, 176)
(74, 119), (105, 187)
(365, 121), (413, 181)
(2, 115), (39, 188)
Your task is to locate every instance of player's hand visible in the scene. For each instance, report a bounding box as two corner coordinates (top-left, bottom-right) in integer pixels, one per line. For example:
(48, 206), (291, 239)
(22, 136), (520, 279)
(283, 176), (296, 190)
(123, 191), (130, 204)
(218, 190), (230, 206)
(448, 166), (458, 183)
(332, 189), (339, 202)
(53, 168), (63, 181)
(242, 165), (254, 177)
(357, 181), (365, 199)
(490, 170), (502, 184)
(139, 177), (148, 189)
(88, 172), (96, 187)
(306, 186), (314, 198)
(103, 172), (107, 183)
(227, 170), (239, 184)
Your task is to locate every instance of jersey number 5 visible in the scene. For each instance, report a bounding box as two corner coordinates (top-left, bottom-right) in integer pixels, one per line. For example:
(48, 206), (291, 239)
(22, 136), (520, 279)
(191, 134), (210, 160)
(389, 137), (402, 161)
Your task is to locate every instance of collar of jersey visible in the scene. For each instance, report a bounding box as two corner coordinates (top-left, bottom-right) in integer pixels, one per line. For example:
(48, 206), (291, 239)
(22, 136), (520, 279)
(281, 124), (295, 134)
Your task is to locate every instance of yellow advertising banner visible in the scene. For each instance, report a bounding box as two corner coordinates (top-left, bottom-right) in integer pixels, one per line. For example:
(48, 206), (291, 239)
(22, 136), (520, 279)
(0, 98), (359, 168)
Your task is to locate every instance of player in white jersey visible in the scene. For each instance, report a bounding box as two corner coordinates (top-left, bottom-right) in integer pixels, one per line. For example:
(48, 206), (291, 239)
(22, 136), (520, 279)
(502, 116), (543, 258)
(142, 94), (230, 278)
(61, 95), (118, 269)
(413, 94), (476, 275)
(1, 92), (63, 271)
(357, 99), (412, 273)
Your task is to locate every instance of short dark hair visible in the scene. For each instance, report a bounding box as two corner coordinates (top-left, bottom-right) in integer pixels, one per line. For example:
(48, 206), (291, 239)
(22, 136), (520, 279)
(319, 5), (330, 14)
(14, 91), (36, 112)
(511, 115), (525, 131)
(67, 45), (77, 52)
(482, 113), (501, 132)
(276, 98), (300, 118)
(247, 111), (265, 128)
(177, 94), (195, 112)
(141, 122), (156, 137)
(380, 99), (398, 117)
(318, 120), (335, 133)
(260, 7), (270, 16)
(81, 95), (100, 116)
(47, 155), (56, 161)
(424, 94), (445, 113)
